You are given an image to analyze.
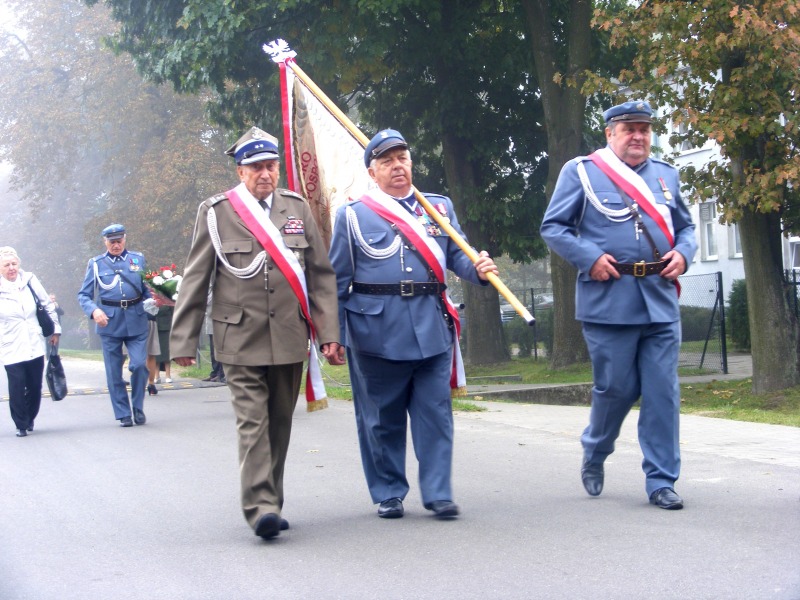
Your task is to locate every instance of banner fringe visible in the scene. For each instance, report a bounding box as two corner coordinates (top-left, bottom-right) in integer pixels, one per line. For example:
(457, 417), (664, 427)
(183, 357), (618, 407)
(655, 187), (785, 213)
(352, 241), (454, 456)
(451, 386), (468, 398)
(306, 397), (329, 412)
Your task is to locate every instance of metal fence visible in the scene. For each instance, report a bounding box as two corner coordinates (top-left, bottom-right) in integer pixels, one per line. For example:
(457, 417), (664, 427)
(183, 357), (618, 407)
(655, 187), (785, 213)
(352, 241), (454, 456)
(784, 270), (800, 318)
(501, 272), (729, 373)
(677, 271), (727, 374)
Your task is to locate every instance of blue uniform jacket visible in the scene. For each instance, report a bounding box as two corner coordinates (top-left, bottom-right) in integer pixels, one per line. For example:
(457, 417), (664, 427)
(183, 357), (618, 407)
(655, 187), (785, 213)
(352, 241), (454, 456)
(77, 250), (152, 337)
(540, 154), (697, 325)
(329, 193), (483, 361)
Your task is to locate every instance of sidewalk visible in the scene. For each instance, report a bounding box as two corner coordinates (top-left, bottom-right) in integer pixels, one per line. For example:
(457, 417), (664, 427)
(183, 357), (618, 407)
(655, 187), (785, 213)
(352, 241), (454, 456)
(0, 352), (755, 402)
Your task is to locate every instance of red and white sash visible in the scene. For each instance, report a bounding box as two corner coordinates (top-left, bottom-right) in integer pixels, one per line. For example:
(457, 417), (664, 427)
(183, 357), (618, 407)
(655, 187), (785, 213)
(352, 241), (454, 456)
(588, 148), (681, 295)
(588, 147), (675, 245)
(225, 183), (328, 411)
(359, 189), (466, 394)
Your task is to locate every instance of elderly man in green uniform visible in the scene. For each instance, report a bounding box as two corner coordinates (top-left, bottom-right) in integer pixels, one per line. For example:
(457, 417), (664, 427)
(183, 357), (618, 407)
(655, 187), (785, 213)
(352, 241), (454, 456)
(170, 127), (343, 540)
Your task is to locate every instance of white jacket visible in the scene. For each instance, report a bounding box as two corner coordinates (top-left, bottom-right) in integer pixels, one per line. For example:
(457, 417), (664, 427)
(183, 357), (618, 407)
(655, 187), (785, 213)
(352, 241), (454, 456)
(0, 270), (62, 366)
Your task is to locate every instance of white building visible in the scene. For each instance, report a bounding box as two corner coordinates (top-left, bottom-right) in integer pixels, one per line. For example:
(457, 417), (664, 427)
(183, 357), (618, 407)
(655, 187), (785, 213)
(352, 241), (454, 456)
(653, 114), (797, 300)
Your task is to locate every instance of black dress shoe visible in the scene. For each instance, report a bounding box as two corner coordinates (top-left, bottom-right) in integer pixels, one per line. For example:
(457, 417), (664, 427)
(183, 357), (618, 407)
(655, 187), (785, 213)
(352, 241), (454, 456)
(16, 428), (27, 437)
(133, 408), (146, 425)
(424, 500), (460, 518)
(280, 518), (289, 531)
(119, 416), (133, 427)
(581, 461), (604, 496)
(649, 487), (684, 510)
(255, 513), (281, 539)
(377, 498), (404, 519)
(147, 383), (158, 396)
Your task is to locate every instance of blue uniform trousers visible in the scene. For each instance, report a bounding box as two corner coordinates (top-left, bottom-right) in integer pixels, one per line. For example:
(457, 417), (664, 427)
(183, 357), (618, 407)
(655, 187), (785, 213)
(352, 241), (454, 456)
(100, 331), (148, 419)
(348, 348), (454, 505)
(581, 321), (681, 496)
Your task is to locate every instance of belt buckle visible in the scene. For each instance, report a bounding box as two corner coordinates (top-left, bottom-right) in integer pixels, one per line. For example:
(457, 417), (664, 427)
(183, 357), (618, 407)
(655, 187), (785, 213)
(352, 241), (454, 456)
(633, 261), (646, 277)
(119, 299), (130, 309)
(399, 280), (415, 297)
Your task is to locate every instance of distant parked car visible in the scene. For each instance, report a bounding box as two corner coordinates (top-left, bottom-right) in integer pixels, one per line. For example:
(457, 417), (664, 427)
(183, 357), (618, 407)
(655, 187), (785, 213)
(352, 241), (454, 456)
(534, 294), (554, 309)
(500, 303), (516, 323)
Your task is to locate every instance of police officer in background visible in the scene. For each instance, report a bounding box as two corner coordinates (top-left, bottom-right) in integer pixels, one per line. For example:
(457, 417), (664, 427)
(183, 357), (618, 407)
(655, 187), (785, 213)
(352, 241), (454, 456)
(78, 224), (154, 427)
(328, 129), (497, 520)
(540, 101), (697, 509)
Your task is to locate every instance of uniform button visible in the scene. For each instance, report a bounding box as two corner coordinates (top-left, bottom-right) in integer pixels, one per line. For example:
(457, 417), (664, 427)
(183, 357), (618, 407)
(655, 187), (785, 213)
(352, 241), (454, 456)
(268, 265), (273, 270)
(269, 311), (275, 317)
(269, 288), (275, 293)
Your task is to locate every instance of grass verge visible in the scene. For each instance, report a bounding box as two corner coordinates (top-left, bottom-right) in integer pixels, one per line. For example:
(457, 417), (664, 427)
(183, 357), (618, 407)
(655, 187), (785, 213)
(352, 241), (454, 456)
(59, 352), (799, 427)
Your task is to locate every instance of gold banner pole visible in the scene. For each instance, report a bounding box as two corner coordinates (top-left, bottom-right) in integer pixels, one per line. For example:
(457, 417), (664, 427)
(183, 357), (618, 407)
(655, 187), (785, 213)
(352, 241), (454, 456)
(265, 43), (534, 325)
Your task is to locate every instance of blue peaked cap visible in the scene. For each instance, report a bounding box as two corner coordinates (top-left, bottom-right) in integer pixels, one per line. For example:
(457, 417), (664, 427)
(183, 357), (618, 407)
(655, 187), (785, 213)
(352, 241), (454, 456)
(364, 129), (408, 167)
(225, 126), (280, 165)
(603, 100), (653, 124)
(101, 223), (125, 239)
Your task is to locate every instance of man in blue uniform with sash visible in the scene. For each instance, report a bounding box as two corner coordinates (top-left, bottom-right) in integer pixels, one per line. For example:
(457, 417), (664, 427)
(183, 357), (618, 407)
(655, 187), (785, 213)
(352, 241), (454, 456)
(78, 224), (154, 427)
(329, 129), (498, 520)
(541, 101), (697, 509)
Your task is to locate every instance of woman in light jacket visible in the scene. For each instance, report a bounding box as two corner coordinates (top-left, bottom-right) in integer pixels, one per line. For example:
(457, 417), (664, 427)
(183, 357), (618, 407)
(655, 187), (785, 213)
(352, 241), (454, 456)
(0, 247), (61, 437)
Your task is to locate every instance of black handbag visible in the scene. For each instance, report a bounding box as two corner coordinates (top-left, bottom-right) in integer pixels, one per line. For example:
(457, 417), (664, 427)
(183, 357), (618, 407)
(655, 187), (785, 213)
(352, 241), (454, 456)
(45, 345), (68, 401)
(26, 280), (56, 337)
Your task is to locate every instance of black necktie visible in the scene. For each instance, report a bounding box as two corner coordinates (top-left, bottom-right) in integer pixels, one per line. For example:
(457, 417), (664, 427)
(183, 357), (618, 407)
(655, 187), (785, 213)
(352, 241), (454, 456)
(258, 200), (268, 211)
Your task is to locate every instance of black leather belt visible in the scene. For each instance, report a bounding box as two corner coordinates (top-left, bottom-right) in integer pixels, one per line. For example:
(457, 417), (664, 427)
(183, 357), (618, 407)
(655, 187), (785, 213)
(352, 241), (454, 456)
(616, 260), (668, 277)
(352, 281), (446, 297)
(101, 297), (142, 309)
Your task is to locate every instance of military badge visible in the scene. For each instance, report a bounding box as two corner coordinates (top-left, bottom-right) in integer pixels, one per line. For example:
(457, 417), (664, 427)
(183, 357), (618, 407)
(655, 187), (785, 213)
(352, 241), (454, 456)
(434, 203), (450, 223)
(658, 177), (673, 202)
(129, 257), (141, 271)
(284, 218), (305, 235)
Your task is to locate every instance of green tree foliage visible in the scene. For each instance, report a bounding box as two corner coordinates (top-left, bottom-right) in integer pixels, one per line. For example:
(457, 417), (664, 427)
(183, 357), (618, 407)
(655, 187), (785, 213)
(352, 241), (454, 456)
(0, 0), (234, 324)
(588, 0), (800, 392)
(85, 0), (558, 363)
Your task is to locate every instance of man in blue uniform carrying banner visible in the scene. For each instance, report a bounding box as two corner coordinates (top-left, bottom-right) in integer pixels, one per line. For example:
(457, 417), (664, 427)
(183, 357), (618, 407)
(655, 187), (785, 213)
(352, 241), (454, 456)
(329, 129), (498, 520)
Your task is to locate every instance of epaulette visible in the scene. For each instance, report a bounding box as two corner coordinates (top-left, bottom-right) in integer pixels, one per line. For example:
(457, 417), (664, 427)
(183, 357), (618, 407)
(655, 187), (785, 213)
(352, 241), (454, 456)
(278, 188), (307, 202)
(206, 193), (228, 207)
(127, 250), (144, 258)
(91, 254), (106, 263)
(648, 156), (673, 167)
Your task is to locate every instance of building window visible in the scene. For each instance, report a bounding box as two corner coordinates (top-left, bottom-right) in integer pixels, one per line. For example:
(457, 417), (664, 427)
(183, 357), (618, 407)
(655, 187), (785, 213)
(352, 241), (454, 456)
(672, 111), (695, 152)
(699, 202), (718, 261)
(791, 239), (800, 270)
(728, 223), (743, 258)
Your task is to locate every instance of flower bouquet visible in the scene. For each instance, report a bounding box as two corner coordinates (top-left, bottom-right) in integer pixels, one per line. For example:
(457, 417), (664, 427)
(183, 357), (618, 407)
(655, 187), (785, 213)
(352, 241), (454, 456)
(141, 264), (183, 306)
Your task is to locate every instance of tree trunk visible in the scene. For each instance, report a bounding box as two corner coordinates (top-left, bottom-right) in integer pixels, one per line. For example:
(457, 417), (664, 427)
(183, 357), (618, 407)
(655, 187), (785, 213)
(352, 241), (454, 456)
(738, 207), (800, 393)
(441, 131), (509, 365)
(521, 0), (591, 367)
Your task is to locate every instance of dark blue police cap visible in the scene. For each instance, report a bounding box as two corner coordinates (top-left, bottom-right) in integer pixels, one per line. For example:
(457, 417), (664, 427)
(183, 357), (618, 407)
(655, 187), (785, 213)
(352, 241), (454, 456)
(364, 129), (408, 167)
(225, 126), (280, 165)
(101, 224), (126, 240)
(603, 101), (653, 124)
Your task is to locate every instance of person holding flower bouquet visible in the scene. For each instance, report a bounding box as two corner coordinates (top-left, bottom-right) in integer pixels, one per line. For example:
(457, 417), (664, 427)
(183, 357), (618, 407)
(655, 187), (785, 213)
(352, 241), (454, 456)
(170, 126), (343, 541)
(142, 264), (181, 384)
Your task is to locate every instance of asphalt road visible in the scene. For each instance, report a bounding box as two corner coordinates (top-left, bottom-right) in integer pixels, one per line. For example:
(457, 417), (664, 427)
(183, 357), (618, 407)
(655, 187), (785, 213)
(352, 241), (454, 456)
(0, 358), (798, 599)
